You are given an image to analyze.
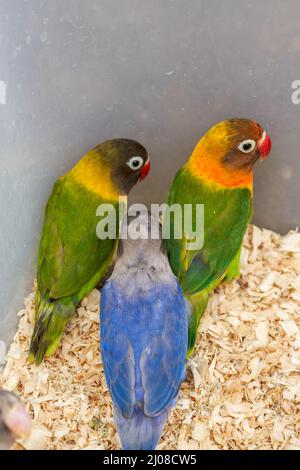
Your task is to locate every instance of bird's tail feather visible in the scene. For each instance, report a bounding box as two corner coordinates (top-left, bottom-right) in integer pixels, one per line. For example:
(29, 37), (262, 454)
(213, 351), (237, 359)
(114, 406), (168, 450)
(29, 294), (75, 365)
(185, 290), (209, 357)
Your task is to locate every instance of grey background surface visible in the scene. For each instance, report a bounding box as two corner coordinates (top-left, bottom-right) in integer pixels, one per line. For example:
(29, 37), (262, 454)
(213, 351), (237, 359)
(0, 0), (299, 353)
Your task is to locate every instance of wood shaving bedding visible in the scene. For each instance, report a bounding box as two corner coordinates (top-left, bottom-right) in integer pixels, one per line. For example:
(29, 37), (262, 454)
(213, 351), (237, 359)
(0, 225), (300, 450)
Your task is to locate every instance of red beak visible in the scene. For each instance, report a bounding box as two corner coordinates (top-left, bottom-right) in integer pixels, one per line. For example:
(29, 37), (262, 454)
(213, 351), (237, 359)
(258, 131), (272, 160)
(139, 159), (150, 180)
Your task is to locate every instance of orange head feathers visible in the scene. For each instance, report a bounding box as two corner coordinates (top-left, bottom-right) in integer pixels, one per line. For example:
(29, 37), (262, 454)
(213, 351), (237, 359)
(187, 118), (271, 190)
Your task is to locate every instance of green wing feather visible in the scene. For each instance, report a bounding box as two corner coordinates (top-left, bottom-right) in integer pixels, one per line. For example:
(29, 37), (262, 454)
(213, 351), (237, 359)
(164, 167), (253, 354)
(37, 176), (117, 298)
(30, 176), (119, 364)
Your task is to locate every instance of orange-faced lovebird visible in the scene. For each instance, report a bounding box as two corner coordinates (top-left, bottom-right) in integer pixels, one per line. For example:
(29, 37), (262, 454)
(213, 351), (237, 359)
(29, 139), (150, 365)
(0, 389), (31, 450)
(100, 214), (188, 450)
(164, 119), (272, 356)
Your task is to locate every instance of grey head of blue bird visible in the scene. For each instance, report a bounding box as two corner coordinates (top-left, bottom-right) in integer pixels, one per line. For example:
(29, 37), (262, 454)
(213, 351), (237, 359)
(110, 213), (177, 296)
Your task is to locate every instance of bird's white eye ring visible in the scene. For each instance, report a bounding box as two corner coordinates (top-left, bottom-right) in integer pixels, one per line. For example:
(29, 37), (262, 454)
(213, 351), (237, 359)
(127, 156), (144, 170)
(238, 139), (256, 153)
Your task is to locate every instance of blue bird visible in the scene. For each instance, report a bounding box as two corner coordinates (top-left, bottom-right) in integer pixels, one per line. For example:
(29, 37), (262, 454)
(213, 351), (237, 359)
(100, 214), (189, 450)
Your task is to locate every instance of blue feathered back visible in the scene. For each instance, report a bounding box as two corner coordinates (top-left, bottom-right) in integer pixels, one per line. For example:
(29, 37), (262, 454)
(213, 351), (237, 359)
(100, 215), (188, 450)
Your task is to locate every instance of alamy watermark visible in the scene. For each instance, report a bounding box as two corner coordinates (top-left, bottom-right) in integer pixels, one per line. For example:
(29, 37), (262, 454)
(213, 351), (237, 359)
(0, 80), (6, 105)
(291, 80), (300, 104)
(96, 199), (204, 250)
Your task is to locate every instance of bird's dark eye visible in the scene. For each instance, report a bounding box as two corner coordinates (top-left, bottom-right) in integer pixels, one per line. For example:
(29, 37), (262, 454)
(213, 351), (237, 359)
(238, 139), (256, 154)
(127, 156), (144, 170)
(243, 143), (252, 151)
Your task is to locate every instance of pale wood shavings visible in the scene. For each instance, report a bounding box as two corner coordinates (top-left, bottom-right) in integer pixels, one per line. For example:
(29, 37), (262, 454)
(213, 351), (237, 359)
(0, 225), (299, 450)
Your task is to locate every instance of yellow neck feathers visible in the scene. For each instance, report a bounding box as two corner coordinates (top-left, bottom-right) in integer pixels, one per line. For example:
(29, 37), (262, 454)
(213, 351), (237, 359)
(69, 149), (120, 201)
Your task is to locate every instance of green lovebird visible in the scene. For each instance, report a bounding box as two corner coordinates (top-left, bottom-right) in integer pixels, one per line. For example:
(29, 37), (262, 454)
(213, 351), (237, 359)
(164, 119), (271, 356)
(29, 139), (150, 365)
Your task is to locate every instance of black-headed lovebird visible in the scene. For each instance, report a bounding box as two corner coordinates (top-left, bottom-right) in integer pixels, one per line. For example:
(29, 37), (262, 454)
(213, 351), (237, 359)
(100, 214), (188, 450)
(0, 389), (31, 450)
(29, 139), (150, 364)
(164, 119), (271, 356)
